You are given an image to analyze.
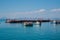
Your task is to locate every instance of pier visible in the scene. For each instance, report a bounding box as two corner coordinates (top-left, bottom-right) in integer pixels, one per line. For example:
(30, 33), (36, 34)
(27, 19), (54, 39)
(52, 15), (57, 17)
(5, 19), (60, 26)
(6, 19), (50, 23)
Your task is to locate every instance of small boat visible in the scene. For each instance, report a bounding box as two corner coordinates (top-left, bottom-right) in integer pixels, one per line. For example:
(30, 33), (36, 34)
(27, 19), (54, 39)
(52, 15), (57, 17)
(24, 22), (33, 26)
(53, 20), (60, 24)
(55, 21), (60, 24)
(6, 19), (21, 23)
(53, 20), (56, 24)
(36, 21), (40, 24)
(6, 19), (11, 23)
(35, 21), (41, 25)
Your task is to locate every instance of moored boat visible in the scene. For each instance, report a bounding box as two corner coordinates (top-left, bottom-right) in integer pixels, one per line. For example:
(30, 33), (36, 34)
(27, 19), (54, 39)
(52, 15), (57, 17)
(35, 21), (41, 25)
(53, 20), (60, 24)
(24, 22), (33, 26)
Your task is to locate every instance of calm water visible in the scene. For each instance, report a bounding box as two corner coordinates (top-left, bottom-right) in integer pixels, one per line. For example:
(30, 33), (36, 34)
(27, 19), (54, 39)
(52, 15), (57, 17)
(0, 22), (60, 40)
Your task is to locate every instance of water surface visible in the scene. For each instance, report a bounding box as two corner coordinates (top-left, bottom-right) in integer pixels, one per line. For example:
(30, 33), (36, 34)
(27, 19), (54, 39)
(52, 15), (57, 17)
(0, 22), (60, 40)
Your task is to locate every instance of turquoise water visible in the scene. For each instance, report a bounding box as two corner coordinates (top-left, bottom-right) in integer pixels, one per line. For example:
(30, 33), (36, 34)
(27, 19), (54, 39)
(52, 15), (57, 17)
(0, 22), (60, 40)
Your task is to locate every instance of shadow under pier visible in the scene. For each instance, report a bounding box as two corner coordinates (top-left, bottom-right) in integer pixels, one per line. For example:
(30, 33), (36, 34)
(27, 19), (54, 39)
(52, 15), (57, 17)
(6, 19), (50, 23)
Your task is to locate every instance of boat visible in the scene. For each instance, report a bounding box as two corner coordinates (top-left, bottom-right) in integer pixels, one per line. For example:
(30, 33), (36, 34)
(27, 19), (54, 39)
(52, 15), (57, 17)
(24, 22), (33, 26)
(53, 20), (60, 24)
(35, 21), (41, 25)
(36, 21), (40, 24)
(55, 21), (60, 24)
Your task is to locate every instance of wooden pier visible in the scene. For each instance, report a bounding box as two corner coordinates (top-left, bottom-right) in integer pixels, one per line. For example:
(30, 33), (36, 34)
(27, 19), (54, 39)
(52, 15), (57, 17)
(6, 19), (50, 23)
(5, 19), (60, 26)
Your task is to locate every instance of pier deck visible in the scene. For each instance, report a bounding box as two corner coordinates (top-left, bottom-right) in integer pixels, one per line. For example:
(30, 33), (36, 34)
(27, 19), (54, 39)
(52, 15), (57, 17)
(6, 19), (50, 23)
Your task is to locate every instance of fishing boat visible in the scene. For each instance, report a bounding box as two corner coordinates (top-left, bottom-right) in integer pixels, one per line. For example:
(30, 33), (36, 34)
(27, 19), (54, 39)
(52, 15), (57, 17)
(36, 21), (39, 24)
(56, 21), (60, 24)
(24, 22), (33, 26)
(53, 20), (60, 24)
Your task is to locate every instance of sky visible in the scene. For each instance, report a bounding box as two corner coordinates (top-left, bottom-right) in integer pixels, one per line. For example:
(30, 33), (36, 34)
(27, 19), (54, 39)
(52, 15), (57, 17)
(0, 0), (60, 19)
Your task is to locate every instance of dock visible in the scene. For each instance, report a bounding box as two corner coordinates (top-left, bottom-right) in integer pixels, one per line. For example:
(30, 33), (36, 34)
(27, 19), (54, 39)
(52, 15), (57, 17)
(5, 19), (60, 26)
(6, 19), (50, 23)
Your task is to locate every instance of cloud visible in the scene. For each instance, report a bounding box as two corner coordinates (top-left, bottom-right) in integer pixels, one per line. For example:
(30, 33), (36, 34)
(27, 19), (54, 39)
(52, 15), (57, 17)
(5, 9), (46, 18)
(25, 9), (46, 13)
(39, 9), (46, 12)
(2, 8), (60, 19)
(14, 9), (46, 14)
(32, 9), (46, 13)
(50, 8), (60, 12)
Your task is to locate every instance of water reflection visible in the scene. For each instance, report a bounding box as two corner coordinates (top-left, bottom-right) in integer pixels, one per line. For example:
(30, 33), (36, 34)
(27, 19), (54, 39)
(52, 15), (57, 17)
(24, 26), (33, 29)
(35, 24), (41, 28)
(0, 22), (60, 40)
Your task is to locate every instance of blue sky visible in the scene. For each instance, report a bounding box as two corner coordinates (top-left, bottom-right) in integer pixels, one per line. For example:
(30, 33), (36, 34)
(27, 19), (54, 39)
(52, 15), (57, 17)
(0, 0), (60, 19)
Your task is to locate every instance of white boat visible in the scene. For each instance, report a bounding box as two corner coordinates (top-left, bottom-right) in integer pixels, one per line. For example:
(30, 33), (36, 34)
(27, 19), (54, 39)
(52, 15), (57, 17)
(53, 20), (60, 24)
(35, 21), (41, 25)
(24, 22), (33, 26)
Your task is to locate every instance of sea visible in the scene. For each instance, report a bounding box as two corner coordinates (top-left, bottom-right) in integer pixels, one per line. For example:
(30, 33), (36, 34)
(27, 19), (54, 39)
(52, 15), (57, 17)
(0, 19), (60, 40)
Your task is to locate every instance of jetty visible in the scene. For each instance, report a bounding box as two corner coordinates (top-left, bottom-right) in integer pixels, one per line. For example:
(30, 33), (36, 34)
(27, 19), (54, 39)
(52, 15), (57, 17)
(5, 19), (60, 26)
(6, 19), (50, 23)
